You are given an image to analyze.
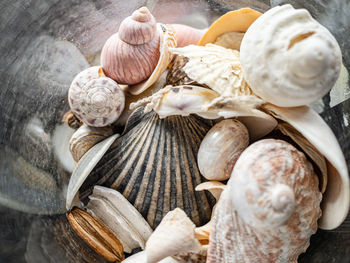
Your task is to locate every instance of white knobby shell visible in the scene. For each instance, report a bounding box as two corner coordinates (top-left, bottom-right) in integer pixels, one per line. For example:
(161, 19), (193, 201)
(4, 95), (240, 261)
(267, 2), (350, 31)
(69, 124), (114, 162)
(231, 139), (321, 229)
(240, 4), (342, 107)
(197, 119), (249, 181)
(145, 208), (202, 263)
(69, 66), (125, 127)
(170, 44), (252, 97)
(207, 139), (322, 263)
(85, 186), (153, 253)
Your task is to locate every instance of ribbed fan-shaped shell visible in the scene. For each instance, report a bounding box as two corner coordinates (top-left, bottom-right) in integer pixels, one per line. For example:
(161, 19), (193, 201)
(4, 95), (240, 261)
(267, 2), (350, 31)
(80, 107), (216, 229)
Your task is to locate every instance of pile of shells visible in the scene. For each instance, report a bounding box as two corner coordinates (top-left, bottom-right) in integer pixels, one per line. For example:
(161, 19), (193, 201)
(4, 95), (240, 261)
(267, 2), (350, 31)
(60, 4), (349, 263)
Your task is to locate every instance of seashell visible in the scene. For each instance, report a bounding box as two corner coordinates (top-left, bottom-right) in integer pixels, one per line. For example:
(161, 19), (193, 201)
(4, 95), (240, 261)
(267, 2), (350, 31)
(197, 119), (249, 181)
(66, 134), (120, 210)
(213, 32), (245, 50)
(86, 186), (153, 253)
(62, 109), (83, 129)
(171, 24), (205, 47)
(170, 44), (252, 97)
(121, 251), (180, 263)
(198, 8), (261, 46)
(101, 7), (160, 85)
(132, 85), (277, 141)
(69, 124), (114, 162)
(207, 139), (322, 263)
(263, 104), (349, 230)
(145, 208), (202, 263)
(74, 107), (216, 229)
(25, 215), (108, 263)
(68, 66), (125, 127)
(240, 4), (342, 107)
(67, 206), (125, 262)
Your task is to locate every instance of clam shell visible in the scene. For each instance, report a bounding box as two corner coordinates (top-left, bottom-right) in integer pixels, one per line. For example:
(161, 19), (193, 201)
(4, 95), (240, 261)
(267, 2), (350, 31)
(213, 32), (245, 50)
(198, 8), (261, 46)
(128, 24), (177, 95)
(25, 215), (107, 263)
(86, 186), (153, 253)
(69, 124), (114, 162)
(263, 104), (350, 230)
(78, 107), (216, 229)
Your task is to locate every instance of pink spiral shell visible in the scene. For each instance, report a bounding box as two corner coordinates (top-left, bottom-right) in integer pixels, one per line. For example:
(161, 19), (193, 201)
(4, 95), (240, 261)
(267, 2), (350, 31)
(101, 7), (160, 85)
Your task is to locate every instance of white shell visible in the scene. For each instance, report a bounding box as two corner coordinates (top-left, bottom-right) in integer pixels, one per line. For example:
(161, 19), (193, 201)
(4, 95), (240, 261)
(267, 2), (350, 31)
(69, 124), (114, 162)
(197, 119), (249, 181)
(240, 4), (342, 107)
(145, 208), (202, 263)
(264, 104), (350, 230)
(170, 44), (252, 97)
(69, 66), (125, 127)
(85, 186), (153, 253)
(66, 134), (119, 210)
(121, 251), (180, 263)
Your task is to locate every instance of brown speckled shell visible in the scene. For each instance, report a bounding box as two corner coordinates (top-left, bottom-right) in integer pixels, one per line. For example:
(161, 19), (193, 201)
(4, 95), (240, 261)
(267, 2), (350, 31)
(207, 139), (322, 263)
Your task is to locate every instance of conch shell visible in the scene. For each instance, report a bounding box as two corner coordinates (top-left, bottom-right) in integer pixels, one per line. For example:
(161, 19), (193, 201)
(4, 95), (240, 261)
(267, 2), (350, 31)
(68, 66), (125, 127)
(207, 139), (322, 262)
(240, 4), (342, 107)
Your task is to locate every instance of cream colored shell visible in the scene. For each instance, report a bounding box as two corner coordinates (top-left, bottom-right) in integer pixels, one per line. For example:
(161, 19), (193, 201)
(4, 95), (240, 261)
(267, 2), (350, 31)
(197, 119), (249, 181)
(240, 4), (342, 107)
(170, 44), (252, 97)
(207, 139), (322, 262)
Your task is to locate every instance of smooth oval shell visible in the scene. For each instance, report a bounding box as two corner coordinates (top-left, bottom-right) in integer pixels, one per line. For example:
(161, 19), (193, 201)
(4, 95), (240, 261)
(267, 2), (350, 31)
(69, 66), (125, 127)
(240, 4), (342, 107)
(197, 119), (249, 181)
(207, 139), (322, 263)
(79, 107), (216, 229)
(171, 24), (205, 47)
(198, 8), (262, 46)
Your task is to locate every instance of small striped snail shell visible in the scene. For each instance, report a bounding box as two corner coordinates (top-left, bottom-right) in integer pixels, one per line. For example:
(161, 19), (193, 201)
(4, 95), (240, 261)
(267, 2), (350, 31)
(101, 7), (160, 85)
(68, 66), (125, 127)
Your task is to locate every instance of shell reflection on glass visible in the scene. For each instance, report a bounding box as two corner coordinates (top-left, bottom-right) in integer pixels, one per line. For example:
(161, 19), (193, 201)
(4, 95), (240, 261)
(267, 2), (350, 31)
(207, 139), (322, 263)
(68, 66), (125, 127)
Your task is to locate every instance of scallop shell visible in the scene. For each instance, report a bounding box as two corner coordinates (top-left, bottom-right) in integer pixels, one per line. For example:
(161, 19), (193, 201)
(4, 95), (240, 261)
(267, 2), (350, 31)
(127, 23), (177, 95)
(75, 107), (216, 229)
(198, 8), (262, 46)
(145, 208), (202, 263)
(263, 104), (349, 230)
(197, 119), (249, 181)
(69, 124), (114, 162)
(240, 4), (342, 107)
(207, 139), (322, 263)
(86, 186), (153, 253)
(69, 66), (125, 127)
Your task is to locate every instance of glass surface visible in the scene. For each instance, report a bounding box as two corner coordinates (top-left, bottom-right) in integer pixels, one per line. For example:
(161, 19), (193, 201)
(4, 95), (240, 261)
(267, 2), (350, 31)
(0, 0), (349, 262)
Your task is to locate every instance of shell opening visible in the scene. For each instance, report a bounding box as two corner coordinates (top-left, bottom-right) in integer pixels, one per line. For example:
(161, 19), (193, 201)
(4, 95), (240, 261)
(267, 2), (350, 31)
(287, 32), (315, 50)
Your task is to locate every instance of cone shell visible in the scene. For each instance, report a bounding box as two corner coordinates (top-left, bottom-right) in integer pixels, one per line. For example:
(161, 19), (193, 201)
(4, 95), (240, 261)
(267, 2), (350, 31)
(79, 107), (216, 229)
(198, 8), (261, 46)
(128, 24), (177, 95)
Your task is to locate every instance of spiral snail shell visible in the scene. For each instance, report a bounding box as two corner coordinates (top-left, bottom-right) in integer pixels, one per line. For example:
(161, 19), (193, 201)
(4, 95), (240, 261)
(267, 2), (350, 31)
(207, 139), (322, 262)
(240, 4), (342, 107)
(68, 66), (125, 127)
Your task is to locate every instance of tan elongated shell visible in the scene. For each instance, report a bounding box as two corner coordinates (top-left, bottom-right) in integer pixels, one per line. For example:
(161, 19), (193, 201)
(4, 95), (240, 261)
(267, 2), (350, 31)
(67, 207), (124, 262)
(207, 139), (322, 263)
(68, 66), (125, 127)
(171, 24), (205, 47)
(101, 7), (160, 85)
(197, 119), (249, 181)
(86, 186), (153, 253)
(145, 208), (202, 263)
(240, 4), (342, 107)
(69, 124), (114, 162)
